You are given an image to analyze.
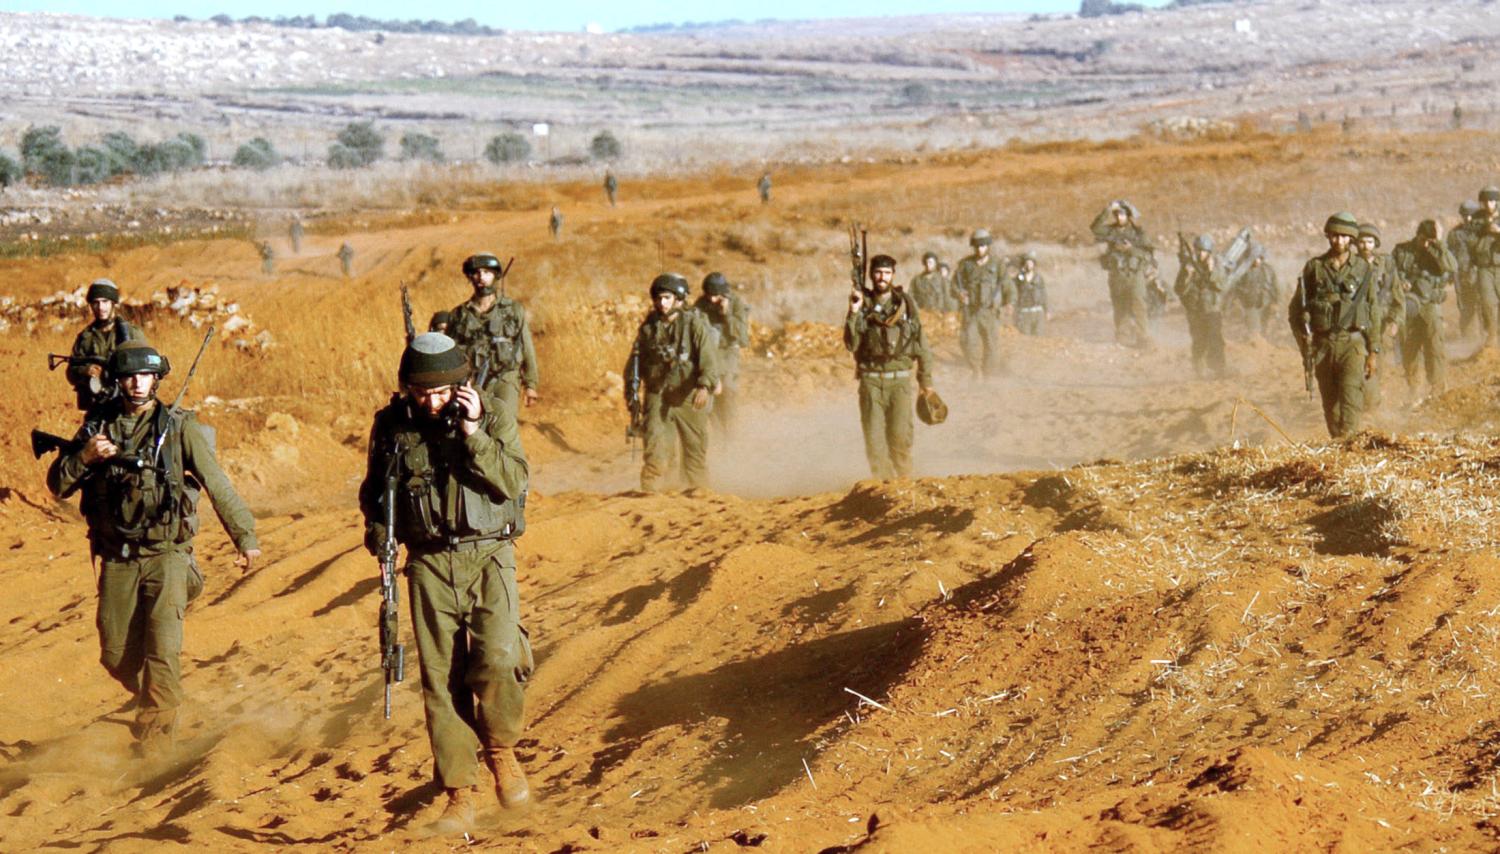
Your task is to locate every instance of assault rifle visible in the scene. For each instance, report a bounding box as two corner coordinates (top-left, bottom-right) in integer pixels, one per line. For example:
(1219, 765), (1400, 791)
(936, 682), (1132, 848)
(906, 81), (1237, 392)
(377, 440), (406, 720)
(29, 428), (155, 473)
(1295, 276), (1314, 398)
(400, 284), (416, 345)
(623, 346), (644, 458)
(849, 223), (868, 293)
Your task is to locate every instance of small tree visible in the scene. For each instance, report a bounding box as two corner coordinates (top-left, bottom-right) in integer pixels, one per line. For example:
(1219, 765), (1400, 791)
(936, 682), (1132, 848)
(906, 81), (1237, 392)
(233, 137), (281, 171)
(72, 146), (115, 185)
(399, 132), (444, 163)
(589, 130), (622, 162)
(0, 152), (22, 190)
(101, 131), (140, 175)
(328, 121), (384, 168)
(484, 132), (531, 164)
(21, 126), (74, 186)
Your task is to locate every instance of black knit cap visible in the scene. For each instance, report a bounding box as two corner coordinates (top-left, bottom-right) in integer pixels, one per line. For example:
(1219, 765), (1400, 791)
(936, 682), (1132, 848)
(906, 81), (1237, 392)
(86, 279), (120, 303)
(702, 272), (730, 296)
(869, 254), (897, 271)
(399, 332), (470, 388)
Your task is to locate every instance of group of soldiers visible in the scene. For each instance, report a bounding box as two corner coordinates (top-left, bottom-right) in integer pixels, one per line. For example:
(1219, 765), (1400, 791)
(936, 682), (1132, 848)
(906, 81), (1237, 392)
(256, 220), (356, 278)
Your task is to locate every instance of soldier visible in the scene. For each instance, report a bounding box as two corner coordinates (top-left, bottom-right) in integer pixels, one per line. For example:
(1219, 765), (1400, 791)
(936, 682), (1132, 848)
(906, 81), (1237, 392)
(624, 274), (719, 492)
(446, 254), (540, 420)
(1355, 222), (1405, 411)
(289, 218), (304, 254)
(844, 254), (936, 479)
(46, 341), (259, 754)
(1449, 200), (1480, 338)
(603, 170), (618, 208)
(1174, 234), (1228, 378)
(66, 279), (143, 410)
(693, 272), (750, 437)
(359, 333), (532, 832)
(938, 262), (956, 313)
(548, 206), (563, 239)
(1288, 212), (1380, 438)
(954, 229), (1011, 378)
(428, 310), (452, 334)
(757, 172), (772, 205)
(338, 242), (355, 278)
(1232, 249), (1280, 340)
(1013, 252), (1048, 336)
(910, 252), (948, 314)
(1393, 220), (1457, 398)
(257, 241), (275, 275)
(1473, 186), (1500, 348)
(1091, 200), (1158, 348)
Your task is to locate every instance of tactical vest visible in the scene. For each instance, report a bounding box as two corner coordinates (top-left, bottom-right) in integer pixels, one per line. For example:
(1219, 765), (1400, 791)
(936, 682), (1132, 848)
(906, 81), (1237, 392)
(854, 294), (921, 365)
(1303, 257), (1372, 336)
(380, 399), (526, 548)
(637, 312), (700, 394)
(453, 301), (526, 374)
(79, 406), (199, 556)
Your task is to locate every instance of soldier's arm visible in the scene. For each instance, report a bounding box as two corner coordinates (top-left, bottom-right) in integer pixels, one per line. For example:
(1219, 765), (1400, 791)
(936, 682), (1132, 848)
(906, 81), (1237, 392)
(913, 323), (935, 389)
(843, 305), (863, 352)
(463, 404), (529, 501)
(1288, 263), (1313, 341)
(1089, 209), (1113, 242)
(64, 330), (94, 387)
(518, 309), (540, 391)
(731, 297), (751, 348)
(623, 331), (645, 405)
(182, 416), (259, 553)
(691, 315), (720, 390)
(357, 412), (388, 552)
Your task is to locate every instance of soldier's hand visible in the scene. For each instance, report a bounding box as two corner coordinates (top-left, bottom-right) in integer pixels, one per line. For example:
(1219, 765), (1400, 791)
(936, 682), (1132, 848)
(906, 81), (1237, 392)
(236, 548), (261, 574)
(86, 364), (104, 379)
(1364, 353), (1378, 379)
(849, 289), (862, 311)
(524, 387), (540, 407)
(713, 380), (724, 395)
(690, 387), (711, 411)
(81, 433), (118, 465)
(453, 383), (484, 436)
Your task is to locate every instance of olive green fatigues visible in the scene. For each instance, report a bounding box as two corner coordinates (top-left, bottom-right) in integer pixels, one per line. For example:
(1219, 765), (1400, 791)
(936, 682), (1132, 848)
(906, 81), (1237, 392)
(1289, 252), (1379, 438)
(1013, 271), (1047, 336)
(66, 319), (142, 410)
(693, 294), (751, 436)
(625, 309), (720, 491)
(1091, 211), (1156, 347)
(338, 244), (355, 277)
(360, 393), (531, 790)
(910, 270), (950, 314)
(1360, 253), (1406, 411)
(1394, 237), (1457, 394)
(954, 253), (1010, 376)
(447, 295), (540, 420)
(47, 403), (257, 742)
(1473, 216), (1500, 347)
(844, 292), (933, 479)
(1232, 263), (1280, 339)
(1446, 222), (1476, 337)
(1174, 261), (1228, 378)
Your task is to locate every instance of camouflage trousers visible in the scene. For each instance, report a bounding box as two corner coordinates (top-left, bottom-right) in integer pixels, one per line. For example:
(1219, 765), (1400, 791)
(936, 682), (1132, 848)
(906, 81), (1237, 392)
(407, 541), (532, 790)
(96, 548), (203, 743)
(1108, 274), (1151, 347)
(1312, 332), (1368, 438)
(483, 370), (524, 422)
(1476, 268), (1500, 347)
(640, 390), (710, 491)
(1401, 302), (1447, 394)
(1185, 309), (1226, 378)
(857, 372), (915, 479)
(1457, 270), (1477, 337)
(1015, 307), (1044, 336)
(711, 354), (740, 438)
(960, 307), (1004, 376)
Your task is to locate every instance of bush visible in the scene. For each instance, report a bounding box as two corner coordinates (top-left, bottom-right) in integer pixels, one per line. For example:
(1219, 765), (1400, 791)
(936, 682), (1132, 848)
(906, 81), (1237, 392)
(589, 130), (622, 162)
(399, 132), (444, 163)
(900, 82), (933, 106)
(233, 137), (281, 171)
(484, 132), (531, 164)
(101, 131), (140, 174)
(21, 126), (74, 186)
(72, 146), (115, 185)
(134, 134), (205, 177)
(328, 121), (384, 168)
(0, 152), (19, 189)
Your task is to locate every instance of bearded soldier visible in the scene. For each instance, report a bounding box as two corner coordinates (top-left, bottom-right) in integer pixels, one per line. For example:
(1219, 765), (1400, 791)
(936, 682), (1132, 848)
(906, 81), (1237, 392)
(910, 252), (948, 313)
(693, 272), (751, 436)
(1012, 252), (1048, 336)
(46, 341), (259, 755)
(359, 333), (532, 833)
(624, 274), (719, 491)
(954, 229), (1011, 377)
(1393, 220), (1457, 398)
(1289, 213), (1380, 438)
(1174, 234), (1228, 378)
(1355, 223), (1405, 411)
(446, 253), (540, 420)
(1091, 199), (1158, 348)
(844, 254), (936, 479)
(66, 278), (143, 410)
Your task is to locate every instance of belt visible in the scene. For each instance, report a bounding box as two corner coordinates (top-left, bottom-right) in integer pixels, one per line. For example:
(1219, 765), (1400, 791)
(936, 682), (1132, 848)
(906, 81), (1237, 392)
(859, 369), (910, 379)
(409, 530), (513, 555)
(1018, 306), (1044, 313)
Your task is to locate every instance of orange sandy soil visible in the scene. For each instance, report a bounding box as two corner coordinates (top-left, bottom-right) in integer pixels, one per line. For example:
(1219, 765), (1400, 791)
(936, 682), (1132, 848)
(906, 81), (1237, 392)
(4, 131), (1500, 851)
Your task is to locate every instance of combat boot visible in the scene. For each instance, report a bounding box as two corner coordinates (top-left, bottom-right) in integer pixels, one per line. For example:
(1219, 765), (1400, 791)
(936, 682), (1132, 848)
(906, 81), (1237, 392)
(483, 746), (531, 809)
(430, 786), (477, 834)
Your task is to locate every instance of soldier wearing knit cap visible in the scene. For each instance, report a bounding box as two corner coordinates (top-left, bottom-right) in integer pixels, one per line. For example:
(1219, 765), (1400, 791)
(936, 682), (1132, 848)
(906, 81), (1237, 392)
(1289, 212), (1380, 437)
(358, 332), (533, 833)
(66, 278), (143, 410)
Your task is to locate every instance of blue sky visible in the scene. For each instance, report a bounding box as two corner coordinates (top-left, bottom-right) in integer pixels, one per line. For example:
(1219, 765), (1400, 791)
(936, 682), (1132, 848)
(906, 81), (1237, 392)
(1, 1), (1164, 32)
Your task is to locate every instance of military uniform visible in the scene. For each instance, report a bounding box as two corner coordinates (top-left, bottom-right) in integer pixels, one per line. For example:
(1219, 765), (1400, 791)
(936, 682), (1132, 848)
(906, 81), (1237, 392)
(844, 290), (933, 479)
(66, 318), (141, 410)
(1360, 249), (1406, 411)
(1232, 260), (1280, 339)
(1174, 259), (1228, 378)
(1447, 211), (1477, 337)
(338, 243), (355, 278)
(625, 304), (719, 491)
(1091, 208), (1157, 347)
(1013, 269), (1048, 336)
(693, 290), (750, 436)
(1394, 230), (1457, 395)
(910, 268), (949, 314)
(47, 396), (257, 748)
(954, 252), (1010, 376)
(289, 220), (304, 254)
(359, 386), (531, 796)
(1289, 247), (1378, 438)
(604, 173), (618, 207)
(447, 296), (540, 420)
(258, 241), (275, 275)
(1472, 212), (1500, 347)
(757, 173), (772, 205)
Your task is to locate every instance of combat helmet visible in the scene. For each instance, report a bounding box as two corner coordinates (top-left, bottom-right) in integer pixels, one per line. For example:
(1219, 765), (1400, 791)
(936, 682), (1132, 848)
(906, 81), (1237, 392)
(461, 253), (504, 276)
(701, 272), (730, 296)
(1323, 212), (1360, 238)
(916, 389), (948, 426)
(107, 341), (170, 379)
(650, 273), (690, 301)
(969, 229), (993, 248)
(1480, 186), (1500, 203)
(1357, 223), (1381, 246)
(1461, 200), (1481, 218)
(1193, 234), (1215, 252)
(86, 278), (120, 303)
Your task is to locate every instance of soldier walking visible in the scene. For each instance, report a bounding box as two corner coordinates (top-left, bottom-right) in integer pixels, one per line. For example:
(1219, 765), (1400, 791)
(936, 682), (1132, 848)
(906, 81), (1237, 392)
(548, 206), (563, 239)
(909, 252), (948, 314)
(1449, 200), (1480, 338)
(359, 333), (533, 833)
(1355, 222), (1405, 411)
(757, 172), (772, 205)
(46, 341), (260, 755)
(289, 218), (304, 254)
(693, 272), (750, 437)
(65, 279), (143, 410)
(1174, 234), (1228, 378)
(1472, 186), (1500, 348)
(1091, 200), (1157, 348)
(1393, 220), (1457, 398)
(1232, 249), (1280, 339)
(625, 274), (719, 491)
(258, 241), (275, 275)
(603, 171), (618, 207)
(844, 254), (936, 479)
(338, 242), (355, 278)
(446, 254), (540, 420)
(954, 229), (1011, 377)
(1288, 213), (1380, 438)
(1012, 252), (1048, 336)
